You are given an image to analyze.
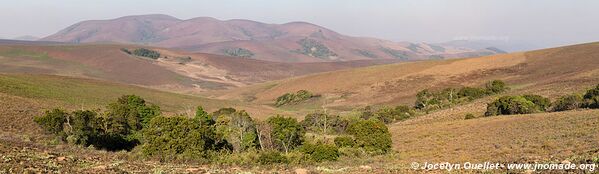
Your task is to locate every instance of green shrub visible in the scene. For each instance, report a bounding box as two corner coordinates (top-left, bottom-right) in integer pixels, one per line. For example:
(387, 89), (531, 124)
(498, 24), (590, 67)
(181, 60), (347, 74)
(258, 151), (288, 164)
(485, 80), (509, 94)
(267, 115), (305, 153)
(34, 108), (68, 135)
(584, 84), (599, 108)
(275, 90), (318, 107)
(371, 105), (415, 123)
(214, 110), (259, 152)
(522, 94), (551, 111)
(132, 48), (160, 59)
(334, 136), (355, 147)
(223, 47), (254, 58)
(301, 112), (349, 133)
(552, 94), (583, 112)
(299, 143), (339, 162)
(338, 147), (365, 157)
(485, 96), (540, 116)
(346, 119), (392, 153)
(295, 38), (337, 59)
(194, 106), (213, 125)
(67, 110), (100, 146)
(458, 87), (488, 100)
(104, 95), (160, 137)
(142, 116), (216, 159)
(464, 113), (475, 119)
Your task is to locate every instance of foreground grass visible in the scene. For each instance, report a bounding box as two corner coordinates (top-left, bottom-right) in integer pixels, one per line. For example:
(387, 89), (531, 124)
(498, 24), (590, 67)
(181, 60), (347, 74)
(391, 109), (599, 164)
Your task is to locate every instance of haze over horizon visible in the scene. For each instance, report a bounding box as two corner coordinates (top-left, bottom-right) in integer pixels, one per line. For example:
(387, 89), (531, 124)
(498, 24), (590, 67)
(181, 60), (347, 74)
(2, 0), (598, 51)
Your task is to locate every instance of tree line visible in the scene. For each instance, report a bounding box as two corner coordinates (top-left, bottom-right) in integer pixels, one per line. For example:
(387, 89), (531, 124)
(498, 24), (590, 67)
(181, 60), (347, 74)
(35, 95), (392, 164)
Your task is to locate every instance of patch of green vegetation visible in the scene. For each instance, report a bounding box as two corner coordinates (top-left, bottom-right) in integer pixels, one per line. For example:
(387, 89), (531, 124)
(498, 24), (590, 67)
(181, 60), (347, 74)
(294, 38), (337, 59)
(122, 48), (160, 59)
(406, 43), (421, 52)
(354, 49), (378, 58)
(0, 74), (231, 112)
(346, 119), (392, 154)
(485, 95), (542, 116)
(275, 90), (319, 107)
(222, 47), (255, 58)
(380, 47), (409, 60)
(428, 44), (446, 52)
(415, 80), (509, 111)
(484, 83), (599, 116)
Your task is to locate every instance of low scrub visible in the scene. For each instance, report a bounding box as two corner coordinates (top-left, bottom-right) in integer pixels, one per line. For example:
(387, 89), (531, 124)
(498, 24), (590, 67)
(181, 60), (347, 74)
(415, 80), (509, 111)
(275, 90), (319, 107)
(485, 95), (543, 116)
(346, 119), (392, 153)
(552, 94), (583, 112)
(299, 142), (339, 162)
(223, 47), (254, 58)
(122, 48), (161, 59)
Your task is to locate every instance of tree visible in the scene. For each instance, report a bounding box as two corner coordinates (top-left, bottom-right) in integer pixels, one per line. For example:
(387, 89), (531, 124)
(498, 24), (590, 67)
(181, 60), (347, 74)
(485, 80), (508, 94)
(104, 95), (160, 136)
(142, 116), (216, 159)
(214, 110), (259, 152)
(552, 94), (583, 111)
(301, 112), (348, 134)
(132, 48), (160, 59)
(584, 84), (599, 108)
(34, 108), (68, 135)
(346, 119), (392, 153)
(485, 96), (540, 116)
(66, 110), (100, 146)
(194, 106), (213, 125)
(522, 94), (551, 111)
(267, 115), (304, 153)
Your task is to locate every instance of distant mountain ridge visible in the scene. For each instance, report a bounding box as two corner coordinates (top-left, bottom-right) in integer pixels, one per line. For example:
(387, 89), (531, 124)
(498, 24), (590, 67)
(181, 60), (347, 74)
(42, 14), (504, 62)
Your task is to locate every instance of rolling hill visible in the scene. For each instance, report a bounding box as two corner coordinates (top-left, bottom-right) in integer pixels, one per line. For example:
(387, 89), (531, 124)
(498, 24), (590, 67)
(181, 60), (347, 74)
(214, 42), (599, 110)
(0, 40), (396, 92)
(41, 14), (503, 62)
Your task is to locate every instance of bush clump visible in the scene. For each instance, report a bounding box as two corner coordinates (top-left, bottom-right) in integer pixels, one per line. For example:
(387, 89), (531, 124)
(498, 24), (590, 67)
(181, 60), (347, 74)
(223, 47), (254, 58)
(334, 136), (355, 147)
(267, 115), (305, 153)
(415, 80), (509, 111)
(301, 112), (348, 134)
(258, 151), (288, 164)
(584, 84), (599, 108)
(552, 94), (583, 112)
(346, 119), (392, 153)
(275, 90), (319, 107)
(295, 38), (337, 59)
(299, 143), (339, 162)
(522, 94), (551, 111)
(367, 105), (415, 124)
(124, 48), (161, 59)
(34, 109), (68, 136)
(142, 116), (216, 159)
(485, 96), (541, 116)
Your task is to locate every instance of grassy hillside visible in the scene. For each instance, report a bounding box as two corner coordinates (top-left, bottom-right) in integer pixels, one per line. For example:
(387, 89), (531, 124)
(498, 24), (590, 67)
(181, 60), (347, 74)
(0, 74), (243, 112)
(216, 42), (599, 112)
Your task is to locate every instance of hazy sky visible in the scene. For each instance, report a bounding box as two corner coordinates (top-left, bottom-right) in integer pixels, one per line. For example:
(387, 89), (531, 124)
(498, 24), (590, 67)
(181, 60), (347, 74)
(1, 0), (598, 49)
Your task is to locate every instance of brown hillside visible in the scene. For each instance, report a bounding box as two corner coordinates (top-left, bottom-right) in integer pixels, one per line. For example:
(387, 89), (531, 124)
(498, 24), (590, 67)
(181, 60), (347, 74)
(0, 41), (396, 93)
(216, 42), (599, 109)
